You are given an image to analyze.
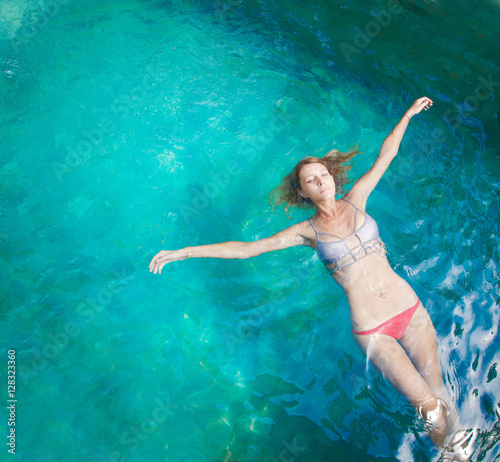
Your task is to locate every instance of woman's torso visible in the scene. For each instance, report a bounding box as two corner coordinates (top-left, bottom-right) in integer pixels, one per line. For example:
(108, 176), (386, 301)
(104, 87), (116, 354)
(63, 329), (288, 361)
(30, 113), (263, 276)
(306, 198), (418, 331)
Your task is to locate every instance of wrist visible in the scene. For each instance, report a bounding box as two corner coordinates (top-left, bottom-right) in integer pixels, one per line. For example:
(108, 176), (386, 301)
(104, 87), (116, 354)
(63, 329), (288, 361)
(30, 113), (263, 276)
(403, 113), (412, 123)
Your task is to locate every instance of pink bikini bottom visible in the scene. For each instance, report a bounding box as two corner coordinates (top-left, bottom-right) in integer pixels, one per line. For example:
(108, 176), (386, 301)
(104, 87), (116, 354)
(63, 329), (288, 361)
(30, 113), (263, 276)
(352, 299), (420, 340)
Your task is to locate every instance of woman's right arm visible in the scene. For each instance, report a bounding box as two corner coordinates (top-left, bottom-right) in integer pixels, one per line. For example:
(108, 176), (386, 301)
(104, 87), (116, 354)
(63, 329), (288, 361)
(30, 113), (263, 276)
(148, 222), (311, 274)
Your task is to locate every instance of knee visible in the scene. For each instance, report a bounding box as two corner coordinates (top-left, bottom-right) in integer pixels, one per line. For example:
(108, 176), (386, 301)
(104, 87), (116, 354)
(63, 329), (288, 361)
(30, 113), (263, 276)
(418, 397), (448, 430)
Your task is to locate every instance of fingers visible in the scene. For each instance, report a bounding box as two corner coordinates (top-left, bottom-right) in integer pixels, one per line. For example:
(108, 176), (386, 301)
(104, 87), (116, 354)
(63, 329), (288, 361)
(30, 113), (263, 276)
(148, 252), (160, 271)
(154, 261), (165, 274)
(409, 96), (433, 116)
(149, 251), (169, 274)
(150, 259), (165, 274)
(418, 96), (433, 110)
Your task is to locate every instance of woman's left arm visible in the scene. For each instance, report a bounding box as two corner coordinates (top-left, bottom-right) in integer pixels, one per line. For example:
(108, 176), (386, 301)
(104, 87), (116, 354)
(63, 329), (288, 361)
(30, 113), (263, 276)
(348, 96), (433, 207)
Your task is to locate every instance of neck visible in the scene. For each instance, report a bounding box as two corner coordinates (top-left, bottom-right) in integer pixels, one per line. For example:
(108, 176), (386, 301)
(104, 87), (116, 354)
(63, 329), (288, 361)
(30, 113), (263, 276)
(314, 197), (340, 218)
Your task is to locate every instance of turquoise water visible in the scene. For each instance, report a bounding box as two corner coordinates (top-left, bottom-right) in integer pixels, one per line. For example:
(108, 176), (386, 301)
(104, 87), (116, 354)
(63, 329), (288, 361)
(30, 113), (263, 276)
(1, 0), (499, 460)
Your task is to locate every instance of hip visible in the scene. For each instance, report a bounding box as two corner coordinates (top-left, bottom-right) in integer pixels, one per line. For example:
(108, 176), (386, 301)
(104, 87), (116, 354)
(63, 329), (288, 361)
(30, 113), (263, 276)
(345, 271), (419, 332)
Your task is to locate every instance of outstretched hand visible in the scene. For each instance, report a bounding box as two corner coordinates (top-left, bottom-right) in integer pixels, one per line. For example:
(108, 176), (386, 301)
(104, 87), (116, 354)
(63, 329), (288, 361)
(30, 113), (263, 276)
(406, 96), (433, 118)
(149, 249), (186, 274)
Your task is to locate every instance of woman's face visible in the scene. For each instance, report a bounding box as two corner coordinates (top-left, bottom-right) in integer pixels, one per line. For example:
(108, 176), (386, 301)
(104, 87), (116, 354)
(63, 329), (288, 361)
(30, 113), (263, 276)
(298, 162), (336, 203)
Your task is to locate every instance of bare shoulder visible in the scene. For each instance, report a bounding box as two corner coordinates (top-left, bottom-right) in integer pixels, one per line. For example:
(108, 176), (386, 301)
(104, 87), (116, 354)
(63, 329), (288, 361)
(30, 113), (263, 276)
(292, 220), (315, 248)
(269, 220), (315, 249)
(341, 190), (366, 211)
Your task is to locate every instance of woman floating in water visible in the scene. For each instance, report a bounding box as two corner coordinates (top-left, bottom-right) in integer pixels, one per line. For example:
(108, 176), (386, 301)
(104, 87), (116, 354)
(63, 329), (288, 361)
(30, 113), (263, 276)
(149, 97), (465, 451)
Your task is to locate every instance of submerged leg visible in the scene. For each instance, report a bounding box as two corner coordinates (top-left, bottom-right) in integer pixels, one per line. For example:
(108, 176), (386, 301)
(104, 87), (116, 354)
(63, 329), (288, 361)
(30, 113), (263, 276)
(399, 303), (461, 435)
(354, 332), (449, 446)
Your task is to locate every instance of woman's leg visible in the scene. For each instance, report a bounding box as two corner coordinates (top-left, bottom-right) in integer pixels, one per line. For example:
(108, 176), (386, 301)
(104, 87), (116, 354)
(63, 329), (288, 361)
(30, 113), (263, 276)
(399, 303), (445, 393)
(399, 303), (461, 434)
(354, 332), (449, 446)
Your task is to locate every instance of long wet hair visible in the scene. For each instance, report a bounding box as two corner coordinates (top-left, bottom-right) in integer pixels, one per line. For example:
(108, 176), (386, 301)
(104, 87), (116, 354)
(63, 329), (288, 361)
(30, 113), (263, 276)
(270, 144), (361, 216)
